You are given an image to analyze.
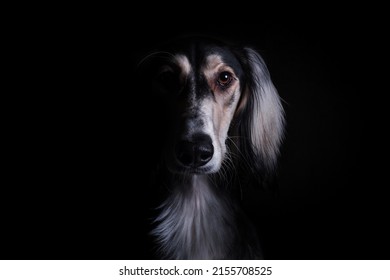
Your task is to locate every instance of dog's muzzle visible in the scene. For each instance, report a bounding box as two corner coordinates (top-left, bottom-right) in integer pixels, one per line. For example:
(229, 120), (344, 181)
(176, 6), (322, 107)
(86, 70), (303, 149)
(175, 133), (214, 168)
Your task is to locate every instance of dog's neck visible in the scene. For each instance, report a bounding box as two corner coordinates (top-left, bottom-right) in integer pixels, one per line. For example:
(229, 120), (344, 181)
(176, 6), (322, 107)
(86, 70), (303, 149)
(152, 174), (235, 259)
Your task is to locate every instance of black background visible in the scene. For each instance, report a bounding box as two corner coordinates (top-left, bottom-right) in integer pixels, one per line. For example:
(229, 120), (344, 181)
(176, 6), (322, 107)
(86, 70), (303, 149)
(3, 8), (387, 260)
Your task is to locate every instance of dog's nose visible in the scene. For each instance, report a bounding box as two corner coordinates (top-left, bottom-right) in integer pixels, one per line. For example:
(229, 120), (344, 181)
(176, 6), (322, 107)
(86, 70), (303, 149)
(175, 134), (214, 168)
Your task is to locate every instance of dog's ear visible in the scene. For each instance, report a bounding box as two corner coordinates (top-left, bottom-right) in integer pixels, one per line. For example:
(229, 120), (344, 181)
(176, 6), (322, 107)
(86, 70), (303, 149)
(235, 47), (285, 175)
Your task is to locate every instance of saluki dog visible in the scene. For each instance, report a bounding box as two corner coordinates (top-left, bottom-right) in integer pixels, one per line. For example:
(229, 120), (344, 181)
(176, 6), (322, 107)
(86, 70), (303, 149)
(137, 36), (285, 259)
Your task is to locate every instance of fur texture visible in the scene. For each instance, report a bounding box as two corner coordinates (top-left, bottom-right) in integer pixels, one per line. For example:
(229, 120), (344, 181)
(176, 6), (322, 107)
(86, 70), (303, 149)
(137, 36), (285, 259)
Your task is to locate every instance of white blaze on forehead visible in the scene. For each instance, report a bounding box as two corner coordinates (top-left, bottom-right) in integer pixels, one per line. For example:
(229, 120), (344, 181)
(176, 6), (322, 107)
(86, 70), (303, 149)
(174, 54), (191, 77)
(202, 54), (233, 79)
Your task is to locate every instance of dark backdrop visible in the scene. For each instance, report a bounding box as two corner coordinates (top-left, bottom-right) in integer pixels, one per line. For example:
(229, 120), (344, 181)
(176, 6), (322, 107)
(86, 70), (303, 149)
(3, 10), (387, 260)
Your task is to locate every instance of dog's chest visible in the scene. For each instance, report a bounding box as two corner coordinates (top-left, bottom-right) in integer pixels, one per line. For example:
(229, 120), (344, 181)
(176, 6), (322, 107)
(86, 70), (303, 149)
(152, 175), (234, 259)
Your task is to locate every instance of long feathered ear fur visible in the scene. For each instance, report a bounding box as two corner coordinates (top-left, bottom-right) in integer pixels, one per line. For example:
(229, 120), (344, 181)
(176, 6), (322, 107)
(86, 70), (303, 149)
(235, 47), (285, 178)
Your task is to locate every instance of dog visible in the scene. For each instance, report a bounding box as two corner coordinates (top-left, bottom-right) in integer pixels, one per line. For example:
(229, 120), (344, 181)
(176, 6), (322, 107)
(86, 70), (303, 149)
(136, 35), (285, 260)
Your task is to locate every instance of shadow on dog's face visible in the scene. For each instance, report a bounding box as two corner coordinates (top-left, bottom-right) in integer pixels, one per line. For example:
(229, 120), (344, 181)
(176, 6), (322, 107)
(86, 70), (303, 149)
(139, 38), (245, 175)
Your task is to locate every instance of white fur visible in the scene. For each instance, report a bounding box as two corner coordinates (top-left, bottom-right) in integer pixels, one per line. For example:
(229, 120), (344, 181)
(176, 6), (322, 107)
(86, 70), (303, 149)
(198, 54), (242, 173)
(197, 100), (223, 173)
(152, 175), (234, 259)
(245, 48), (285, 171)
(175, 54), (192, 79)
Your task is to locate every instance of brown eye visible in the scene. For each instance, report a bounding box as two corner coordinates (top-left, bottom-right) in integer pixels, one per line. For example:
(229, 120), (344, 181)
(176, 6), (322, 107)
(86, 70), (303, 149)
(217, 71), (233, 88)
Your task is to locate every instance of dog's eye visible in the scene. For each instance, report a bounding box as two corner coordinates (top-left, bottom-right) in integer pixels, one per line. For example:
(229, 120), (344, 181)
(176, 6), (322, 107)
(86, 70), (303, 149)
(155, 70), (179, 92)
(217, 71), (233, 88)
(159, 71), (174, 84)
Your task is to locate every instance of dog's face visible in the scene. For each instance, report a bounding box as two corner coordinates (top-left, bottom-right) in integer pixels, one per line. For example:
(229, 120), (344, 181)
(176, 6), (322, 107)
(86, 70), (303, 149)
(145, 40), (244, 174)
(139, 37), (284, 176)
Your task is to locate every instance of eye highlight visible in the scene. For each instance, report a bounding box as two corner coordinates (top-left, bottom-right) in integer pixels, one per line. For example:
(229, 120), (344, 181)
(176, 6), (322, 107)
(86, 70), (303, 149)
(217, 71), (233, 88)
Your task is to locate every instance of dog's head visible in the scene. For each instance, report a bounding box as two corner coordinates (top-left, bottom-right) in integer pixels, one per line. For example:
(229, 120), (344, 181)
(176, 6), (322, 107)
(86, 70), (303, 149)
(137, 36), (284, 177)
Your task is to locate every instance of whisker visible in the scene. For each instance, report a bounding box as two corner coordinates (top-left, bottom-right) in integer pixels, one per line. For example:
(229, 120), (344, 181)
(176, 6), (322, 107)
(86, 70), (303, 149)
(226, 136), (253, 170)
